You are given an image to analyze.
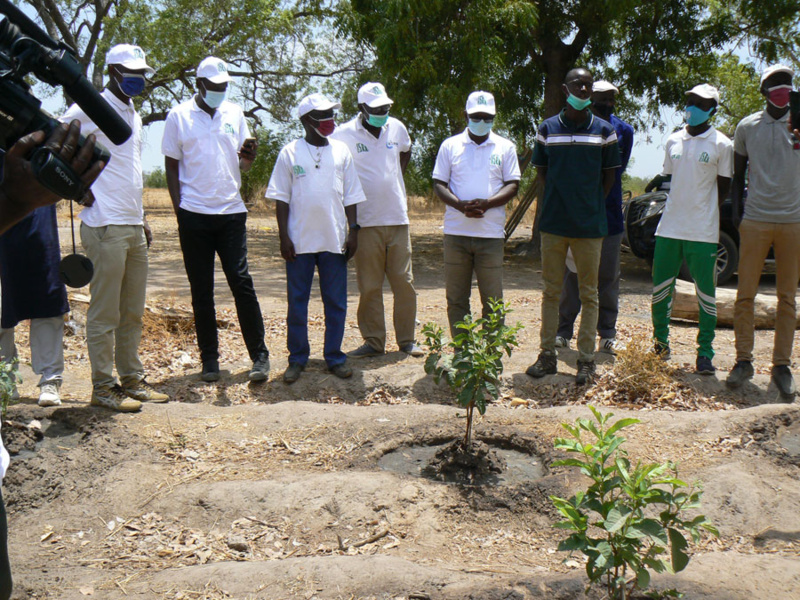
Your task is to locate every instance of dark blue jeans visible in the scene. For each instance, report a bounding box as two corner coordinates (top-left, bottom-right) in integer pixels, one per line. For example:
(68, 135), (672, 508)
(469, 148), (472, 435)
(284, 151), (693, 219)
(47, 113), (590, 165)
(177, 209), (268, 363)
(286, 252), (347, 368)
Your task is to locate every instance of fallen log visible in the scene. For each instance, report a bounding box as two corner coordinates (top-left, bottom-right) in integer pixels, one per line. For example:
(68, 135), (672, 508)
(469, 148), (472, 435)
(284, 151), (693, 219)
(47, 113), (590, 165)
(672, 279), (800, 329)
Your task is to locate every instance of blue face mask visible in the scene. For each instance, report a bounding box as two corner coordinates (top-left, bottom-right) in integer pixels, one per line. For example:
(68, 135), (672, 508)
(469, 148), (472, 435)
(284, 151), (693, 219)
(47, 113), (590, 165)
(202, 88), (227, 109)
(468, 118), (493, 136)
(118, 74), (146, 97)
(566, 92), (593, 111)
(684, 105), (714, 126)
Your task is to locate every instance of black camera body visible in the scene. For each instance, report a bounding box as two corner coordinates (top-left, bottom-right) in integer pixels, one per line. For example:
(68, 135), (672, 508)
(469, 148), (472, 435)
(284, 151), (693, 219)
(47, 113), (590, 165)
(0, 0), (132, 199)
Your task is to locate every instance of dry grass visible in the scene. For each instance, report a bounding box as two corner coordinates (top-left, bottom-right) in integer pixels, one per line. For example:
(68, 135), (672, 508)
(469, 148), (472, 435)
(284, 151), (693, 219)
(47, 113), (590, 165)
(607, 334), (677, 401)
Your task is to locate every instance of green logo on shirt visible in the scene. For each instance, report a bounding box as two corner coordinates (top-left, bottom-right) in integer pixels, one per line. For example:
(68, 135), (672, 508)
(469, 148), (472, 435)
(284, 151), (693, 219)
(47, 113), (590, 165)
(490, 153), (501, 166)
(356, 143), (369, 153)
(293, 165), (306, 176)
(698, 151), (710, 163)
(224, 123), (235, 134)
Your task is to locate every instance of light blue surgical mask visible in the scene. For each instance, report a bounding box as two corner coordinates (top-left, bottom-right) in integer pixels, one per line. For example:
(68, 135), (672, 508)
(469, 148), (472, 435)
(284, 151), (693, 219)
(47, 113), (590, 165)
(684, 105), (714, 126)
(468, 118), (493, 136)
(363, 111), (389, 128)
(202, 88), (227, 109)
(566, 92), (592, 111)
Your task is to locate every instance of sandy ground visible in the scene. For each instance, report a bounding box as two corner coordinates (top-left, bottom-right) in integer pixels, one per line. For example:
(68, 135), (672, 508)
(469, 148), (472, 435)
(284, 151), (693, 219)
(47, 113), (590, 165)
(2, 199), (799, 599)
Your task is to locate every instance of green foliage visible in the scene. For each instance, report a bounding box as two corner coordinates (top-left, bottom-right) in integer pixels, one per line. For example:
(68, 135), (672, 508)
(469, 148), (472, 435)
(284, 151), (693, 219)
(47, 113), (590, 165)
(0, 359), (20, 420)
(144, 167), (168, 189)
(550, 407), (718, 599)
(240, 128), (288, 204)
(421, 299), (522, 448)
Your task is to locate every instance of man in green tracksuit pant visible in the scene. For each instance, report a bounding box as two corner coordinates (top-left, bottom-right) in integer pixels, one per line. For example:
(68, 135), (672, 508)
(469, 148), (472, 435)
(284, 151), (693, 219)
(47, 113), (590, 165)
(650, 84), (733, 374)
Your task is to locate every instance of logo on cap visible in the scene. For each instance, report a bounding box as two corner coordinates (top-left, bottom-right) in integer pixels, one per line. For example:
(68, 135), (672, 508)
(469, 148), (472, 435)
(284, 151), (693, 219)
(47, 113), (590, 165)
(477, 96), (487, 105)
(372, 86), (382, 95)
(218, 62), (227, 73)
(134, 48), (144, 59)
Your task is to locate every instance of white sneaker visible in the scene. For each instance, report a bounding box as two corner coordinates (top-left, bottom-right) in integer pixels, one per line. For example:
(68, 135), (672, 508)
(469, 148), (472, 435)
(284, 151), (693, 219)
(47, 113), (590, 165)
(38, 381), (61, 407)
(555, 336), (570, 349)
(598, 338), (624, 356)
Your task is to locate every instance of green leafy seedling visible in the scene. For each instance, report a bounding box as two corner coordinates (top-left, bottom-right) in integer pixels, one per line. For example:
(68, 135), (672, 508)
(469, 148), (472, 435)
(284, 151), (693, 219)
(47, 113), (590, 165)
(550, 407), (718, 599)
(0, 358), (20, 420)
(422, 298), (522, 449)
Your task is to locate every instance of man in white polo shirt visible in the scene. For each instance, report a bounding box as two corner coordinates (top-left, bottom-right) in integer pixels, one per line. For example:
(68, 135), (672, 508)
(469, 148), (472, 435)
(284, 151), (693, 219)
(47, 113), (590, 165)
(432, 91), (521, 336)
(266, 93), (366, 384)
(650, 83), (733, 374)
(162, 56), (270, 384)
(63, 44), (167, 412)
(330, 82), (421, 358)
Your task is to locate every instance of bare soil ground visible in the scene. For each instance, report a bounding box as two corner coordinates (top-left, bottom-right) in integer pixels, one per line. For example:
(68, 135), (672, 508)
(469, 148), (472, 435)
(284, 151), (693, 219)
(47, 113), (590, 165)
(3, 193), (799, 599)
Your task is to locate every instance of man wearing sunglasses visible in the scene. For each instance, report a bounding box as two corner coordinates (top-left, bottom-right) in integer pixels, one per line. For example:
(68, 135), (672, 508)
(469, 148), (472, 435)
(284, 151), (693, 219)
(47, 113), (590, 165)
(331, 82), (420, 359)
(432, 91), (521, 336)
(527, 68), (621, 385)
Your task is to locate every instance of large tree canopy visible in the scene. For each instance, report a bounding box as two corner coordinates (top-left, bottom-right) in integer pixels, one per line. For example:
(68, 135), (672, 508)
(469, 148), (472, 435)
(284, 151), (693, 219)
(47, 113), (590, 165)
(25, 0), (365, 126)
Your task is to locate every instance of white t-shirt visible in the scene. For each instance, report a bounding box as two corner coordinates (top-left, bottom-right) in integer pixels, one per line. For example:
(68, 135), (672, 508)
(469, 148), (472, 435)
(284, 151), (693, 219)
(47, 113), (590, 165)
(61, 90), (144, 227)
(161, 98), (250, 215)
(657, 126), (733, 244)
(432, 130), (521, 238)
(329, 116), (411, 227)
(265, 138), (366, 255)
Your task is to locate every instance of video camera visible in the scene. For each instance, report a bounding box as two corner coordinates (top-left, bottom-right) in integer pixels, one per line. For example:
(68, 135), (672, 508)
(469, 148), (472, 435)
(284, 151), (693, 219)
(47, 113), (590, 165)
(0, 0), (132, 200)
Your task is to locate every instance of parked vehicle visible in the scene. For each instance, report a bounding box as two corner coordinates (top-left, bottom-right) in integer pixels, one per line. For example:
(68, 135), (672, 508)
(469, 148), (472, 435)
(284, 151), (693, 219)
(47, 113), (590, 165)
(622, 187), (748, 286)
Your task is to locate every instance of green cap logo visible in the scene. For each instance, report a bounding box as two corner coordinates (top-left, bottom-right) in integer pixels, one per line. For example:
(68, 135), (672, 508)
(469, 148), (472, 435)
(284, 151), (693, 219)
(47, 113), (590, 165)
(372, 86), (382, 95)
(218, 62), (227, 73)
(477, 95), (487, 105)
(134, 48), (144, 59)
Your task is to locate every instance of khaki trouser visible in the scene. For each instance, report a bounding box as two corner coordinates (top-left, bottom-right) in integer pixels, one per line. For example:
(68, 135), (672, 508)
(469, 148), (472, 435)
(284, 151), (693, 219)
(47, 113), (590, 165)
(541, 232), (603, 363)
(354, 225), (417, 351)
(734, 219), (800, 366)
(443, 234), (504, 338)
(80, 224), (148, 390)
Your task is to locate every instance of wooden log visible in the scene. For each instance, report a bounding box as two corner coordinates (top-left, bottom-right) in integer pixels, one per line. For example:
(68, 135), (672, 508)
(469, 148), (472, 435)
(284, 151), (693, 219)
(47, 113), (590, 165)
(671, 279), (800, 329)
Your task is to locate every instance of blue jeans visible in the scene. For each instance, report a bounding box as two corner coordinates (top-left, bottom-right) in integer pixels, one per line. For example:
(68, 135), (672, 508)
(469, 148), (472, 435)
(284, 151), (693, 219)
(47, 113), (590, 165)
(286, 252), (348, 368)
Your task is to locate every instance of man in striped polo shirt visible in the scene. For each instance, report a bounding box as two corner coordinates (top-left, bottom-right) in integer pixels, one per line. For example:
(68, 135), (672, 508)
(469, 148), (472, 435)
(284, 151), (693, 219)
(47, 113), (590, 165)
(526, 67), (621, 385)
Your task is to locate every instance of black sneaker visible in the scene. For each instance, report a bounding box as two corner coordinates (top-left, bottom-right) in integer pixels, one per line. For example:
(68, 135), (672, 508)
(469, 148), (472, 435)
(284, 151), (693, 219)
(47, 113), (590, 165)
(201, 359), (220, 382)
(771, 365), (797, 401)
(249, 353), (270, 382)
(525, 352), (557, 378)
(329, 363), (353, 379)
(575, 360), (595, 385)
(652, 342), (671, 361)
(726, 360), (754, 389)
(283, 363), (304, 384)
(696, 356), (715, 375)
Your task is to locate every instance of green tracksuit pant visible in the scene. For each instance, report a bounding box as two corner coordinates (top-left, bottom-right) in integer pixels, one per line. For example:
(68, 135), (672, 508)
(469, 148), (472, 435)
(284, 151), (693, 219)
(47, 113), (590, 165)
(651, 236), (718, 359)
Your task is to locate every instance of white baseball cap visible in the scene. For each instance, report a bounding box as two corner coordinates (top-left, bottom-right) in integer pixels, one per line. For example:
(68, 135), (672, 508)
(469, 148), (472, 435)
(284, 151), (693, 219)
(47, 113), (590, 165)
(593, 80), (619, 94)
(685, 83), (720, 104)
(466, 91), (496, 116)
(761, 64), (794, 85)
(358, 82), (393, 108)
(106, 44), (154, 74)
(297, 93), (341, 118)
(197, 57), (231, 84)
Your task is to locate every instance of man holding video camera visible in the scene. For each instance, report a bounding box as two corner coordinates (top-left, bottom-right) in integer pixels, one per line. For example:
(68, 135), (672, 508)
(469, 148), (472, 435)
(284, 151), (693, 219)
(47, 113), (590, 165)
(61, 44), (168, 412)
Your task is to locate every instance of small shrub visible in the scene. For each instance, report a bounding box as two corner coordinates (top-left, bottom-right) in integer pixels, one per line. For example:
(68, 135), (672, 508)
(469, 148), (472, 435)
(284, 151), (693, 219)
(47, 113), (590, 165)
(422, 299), (522, 449)
(144, 167), (168, 189)
(0, 359), (20, 420)
(550, 407), (717, 599)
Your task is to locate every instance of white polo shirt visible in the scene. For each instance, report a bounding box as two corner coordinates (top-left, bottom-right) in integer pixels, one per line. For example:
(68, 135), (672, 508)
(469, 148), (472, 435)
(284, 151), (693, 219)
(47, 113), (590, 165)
(329, 116), (411, 227)
(265, 138), (366, 255)
(657, 126), (733, 244)
(432, 129), (521, 239)
(161, 98), (250, 215)
(61, 90), (144, 227)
